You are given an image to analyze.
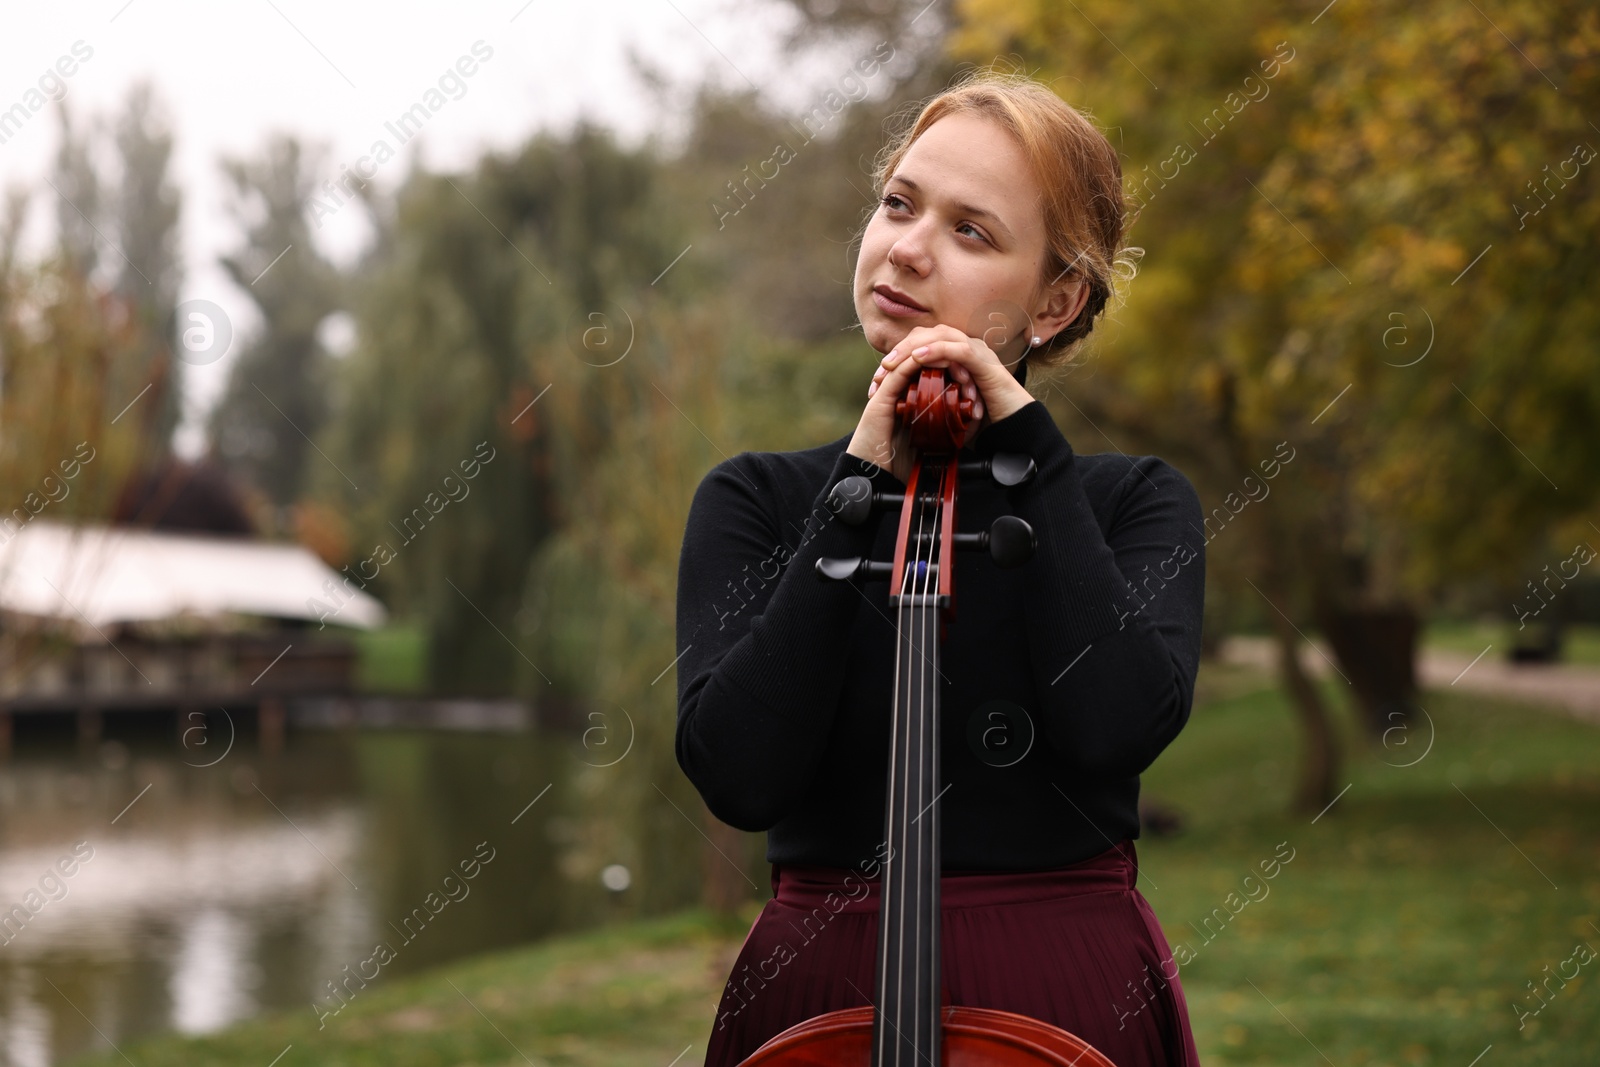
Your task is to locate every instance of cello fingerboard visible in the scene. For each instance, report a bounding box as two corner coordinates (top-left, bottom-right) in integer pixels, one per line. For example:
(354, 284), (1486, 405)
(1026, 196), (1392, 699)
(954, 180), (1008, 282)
(871, 592), (943, 1066)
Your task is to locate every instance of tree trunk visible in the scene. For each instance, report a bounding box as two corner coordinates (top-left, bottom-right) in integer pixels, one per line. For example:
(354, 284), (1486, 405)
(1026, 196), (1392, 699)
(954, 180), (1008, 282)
(1316, 603), (1420, 740)
(1509, 607), (1567, 663)
(1251, 497), (1341, 814)
(1269, 618), (1341, 813)
(702, 806), (750, 915)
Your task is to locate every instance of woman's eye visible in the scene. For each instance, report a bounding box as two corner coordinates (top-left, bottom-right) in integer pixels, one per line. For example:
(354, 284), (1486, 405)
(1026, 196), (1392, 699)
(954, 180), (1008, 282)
(879, 194), (986, 244)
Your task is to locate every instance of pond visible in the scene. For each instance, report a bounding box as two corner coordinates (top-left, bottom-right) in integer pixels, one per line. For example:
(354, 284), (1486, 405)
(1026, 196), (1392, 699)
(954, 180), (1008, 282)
(0, 714), (678, 1065)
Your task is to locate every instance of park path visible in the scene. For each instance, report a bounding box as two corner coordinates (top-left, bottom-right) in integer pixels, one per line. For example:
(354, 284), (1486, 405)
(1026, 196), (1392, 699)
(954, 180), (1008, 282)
(1219, 635), (1600, 726)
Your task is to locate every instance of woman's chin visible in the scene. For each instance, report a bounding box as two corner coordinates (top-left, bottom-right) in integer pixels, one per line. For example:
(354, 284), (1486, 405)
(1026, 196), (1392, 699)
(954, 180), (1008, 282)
(864, 314), (931, 354)
(858, 317), (898, 355)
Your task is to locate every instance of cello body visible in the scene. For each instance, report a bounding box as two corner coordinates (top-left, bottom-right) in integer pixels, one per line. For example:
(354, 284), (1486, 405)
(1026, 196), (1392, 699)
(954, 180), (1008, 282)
(737, 368), (1121, 1067)
(741, 1005), (1118, 1066)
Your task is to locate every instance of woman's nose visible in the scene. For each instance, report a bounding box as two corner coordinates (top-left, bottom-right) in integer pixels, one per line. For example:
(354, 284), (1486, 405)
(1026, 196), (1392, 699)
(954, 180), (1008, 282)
(888, 228), (933, 275)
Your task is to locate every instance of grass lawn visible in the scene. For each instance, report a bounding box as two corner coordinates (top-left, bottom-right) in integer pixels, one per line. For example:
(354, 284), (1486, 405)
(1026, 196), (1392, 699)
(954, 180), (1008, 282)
(66, 662), (1600, 1066)
(1138, 663), (1600, 1065)
(351, 622), (428, 693)
(1423, 619), (1600, 667)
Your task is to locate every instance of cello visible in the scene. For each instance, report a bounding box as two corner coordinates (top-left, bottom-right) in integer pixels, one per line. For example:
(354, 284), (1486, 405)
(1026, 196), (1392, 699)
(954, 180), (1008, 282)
(736, 367), (1119, 1066)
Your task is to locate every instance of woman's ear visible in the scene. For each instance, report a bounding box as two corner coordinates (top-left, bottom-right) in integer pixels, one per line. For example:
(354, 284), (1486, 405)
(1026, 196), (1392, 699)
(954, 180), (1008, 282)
(1034, 274), (1090, 341)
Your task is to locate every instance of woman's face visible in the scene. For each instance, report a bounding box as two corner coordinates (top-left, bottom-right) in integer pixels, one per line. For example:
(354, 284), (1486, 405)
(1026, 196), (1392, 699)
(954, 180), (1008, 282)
(853, 111), (1081, 360)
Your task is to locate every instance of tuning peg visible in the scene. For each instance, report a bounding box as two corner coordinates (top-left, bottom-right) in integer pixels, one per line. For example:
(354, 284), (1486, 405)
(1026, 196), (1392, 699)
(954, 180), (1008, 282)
(826, 475), (904, 526)
(987, 515), (1035, 568)
(881, 515), (1035, 568)
(815, 557), (894, 582)
(957, 452), (1036, 486)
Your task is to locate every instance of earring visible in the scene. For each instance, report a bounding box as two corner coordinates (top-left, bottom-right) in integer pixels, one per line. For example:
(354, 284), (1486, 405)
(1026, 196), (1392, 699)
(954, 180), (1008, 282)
(1030, 336), (1043, 347)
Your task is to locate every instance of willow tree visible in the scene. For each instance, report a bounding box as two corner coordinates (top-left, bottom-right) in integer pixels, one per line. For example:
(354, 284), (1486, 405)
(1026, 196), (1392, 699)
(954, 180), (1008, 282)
(0, 195), (147, 518)
(318, 123), (674, 698)
(316, 117), (766, 915)
(0, 194), (151, 690)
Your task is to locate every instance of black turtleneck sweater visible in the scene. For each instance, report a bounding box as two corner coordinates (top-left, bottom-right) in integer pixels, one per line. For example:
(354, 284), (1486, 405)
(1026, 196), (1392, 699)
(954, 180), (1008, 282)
(673, 399), (1206, 871)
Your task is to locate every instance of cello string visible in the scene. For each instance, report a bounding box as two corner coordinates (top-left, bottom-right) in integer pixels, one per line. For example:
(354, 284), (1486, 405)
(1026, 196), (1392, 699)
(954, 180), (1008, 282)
(878, 455), (921, 1066)
(917, 457), (944, 1053)
(911, 460), (926, 1060)
(901, 458), (935, 1064)
(877, 467), (905, 1067)
(908, 453), (939, 1059)
(912, 466), (934, 1053)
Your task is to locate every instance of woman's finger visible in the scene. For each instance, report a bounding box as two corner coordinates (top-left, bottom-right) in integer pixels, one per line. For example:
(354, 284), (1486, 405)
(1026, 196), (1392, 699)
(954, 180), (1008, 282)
(909, 337), (1033, 423)
(869, 341), (933, 403)
(920, 339), (1014, 388)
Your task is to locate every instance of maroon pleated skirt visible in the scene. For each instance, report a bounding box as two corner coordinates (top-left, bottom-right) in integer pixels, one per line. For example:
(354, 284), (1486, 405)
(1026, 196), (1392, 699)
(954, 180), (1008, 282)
(702, 839), (1200, 1067)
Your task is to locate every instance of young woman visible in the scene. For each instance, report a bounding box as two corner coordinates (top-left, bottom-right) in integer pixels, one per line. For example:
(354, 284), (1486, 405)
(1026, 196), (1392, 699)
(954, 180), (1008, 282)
(675, 70), (1205, 1067)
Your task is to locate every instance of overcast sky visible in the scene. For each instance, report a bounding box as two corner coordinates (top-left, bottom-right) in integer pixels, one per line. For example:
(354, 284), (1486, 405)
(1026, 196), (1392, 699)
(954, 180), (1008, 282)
(0, 0), (907, 454)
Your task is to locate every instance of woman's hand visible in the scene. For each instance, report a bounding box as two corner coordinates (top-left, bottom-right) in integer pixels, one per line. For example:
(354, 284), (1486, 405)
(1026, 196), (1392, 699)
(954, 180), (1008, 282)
(847, 324), (1035, 482)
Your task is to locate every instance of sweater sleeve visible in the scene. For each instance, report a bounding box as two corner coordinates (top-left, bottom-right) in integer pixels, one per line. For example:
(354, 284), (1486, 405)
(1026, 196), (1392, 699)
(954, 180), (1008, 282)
(973, 400), (1206, 779)
(674, 447), (908, 831)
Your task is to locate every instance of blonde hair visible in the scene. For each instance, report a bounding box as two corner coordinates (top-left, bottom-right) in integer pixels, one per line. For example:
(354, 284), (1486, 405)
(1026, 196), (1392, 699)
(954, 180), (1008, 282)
(871, 68), (1137, 368)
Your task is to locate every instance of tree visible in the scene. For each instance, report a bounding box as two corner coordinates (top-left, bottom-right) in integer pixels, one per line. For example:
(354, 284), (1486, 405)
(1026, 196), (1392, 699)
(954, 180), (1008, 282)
(50, 100), (101, 282)
(110, 81), (184, 451)
(0, 193), (151, 712)
(208, 135), (342, 512)
(948, 0), (1600, 808)
(0, 193), (148, 538)
(1248, 0), (1600, 596)
(324, 123), (680, 697)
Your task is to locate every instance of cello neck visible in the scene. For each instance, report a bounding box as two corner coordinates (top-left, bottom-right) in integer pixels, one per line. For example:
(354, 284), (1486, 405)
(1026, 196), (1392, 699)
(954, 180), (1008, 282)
(872, 457), (950, 1066)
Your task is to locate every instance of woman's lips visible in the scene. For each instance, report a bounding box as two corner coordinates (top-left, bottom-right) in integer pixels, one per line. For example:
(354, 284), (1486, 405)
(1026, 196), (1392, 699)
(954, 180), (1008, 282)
(871, 288), (929, 318)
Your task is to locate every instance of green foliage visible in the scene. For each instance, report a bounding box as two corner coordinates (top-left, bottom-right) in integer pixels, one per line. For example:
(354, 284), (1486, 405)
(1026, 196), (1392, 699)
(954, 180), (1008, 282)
(320, 122), (679, 696)
(1247, 0), (1600, 594)
(43, 87), (185, 455)
(209, 135), (344, 510)
(0, 251), (149, 524)
(109, 82), (185, 450)
(951, 0), (1600, 615)
(943, 0), (1600, 805)
(308, 85), (923, 901)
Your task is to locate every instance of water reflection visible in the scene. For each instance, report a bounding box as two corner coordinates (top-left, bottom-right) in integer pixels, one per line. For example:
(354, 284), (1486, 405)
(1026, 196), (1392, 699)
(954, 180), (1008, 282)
(5, 977), (50, 1067)
(0, 724), (610, 1065)
(170, 908), (256, 1034)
